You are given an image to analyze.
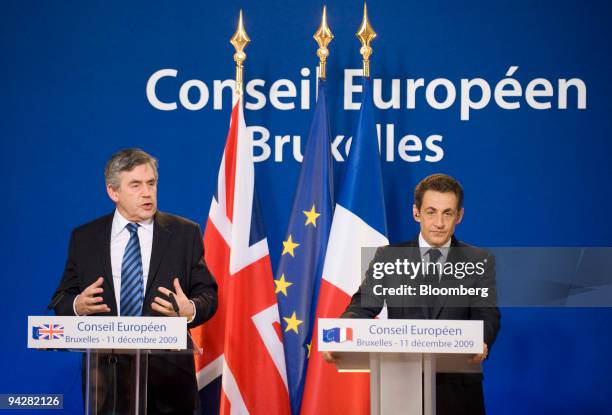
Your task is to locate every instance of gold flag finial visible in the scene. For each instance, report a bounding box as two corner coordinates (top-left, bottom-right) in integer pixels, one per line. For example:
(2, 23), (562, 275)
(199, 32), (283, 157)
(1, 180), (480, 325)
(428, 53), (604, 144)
(356, 3), (376, 78)
(230, 10), (250, 97)
(313, 5), (334, 80)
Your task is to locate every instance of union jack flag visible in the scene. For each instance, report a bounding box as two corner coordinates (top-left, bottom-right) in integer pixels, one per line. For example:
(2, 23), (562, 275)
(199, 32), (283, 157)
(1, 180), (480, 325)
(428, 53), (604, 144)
(192, 99), (291, 415)
(35, 324), (64, 340)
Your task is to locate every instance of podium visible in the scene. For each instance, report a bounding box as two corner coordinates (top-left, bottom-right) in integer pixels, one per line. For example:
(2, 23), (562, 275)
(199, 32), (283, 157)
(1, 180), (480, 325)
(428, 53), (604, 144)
(318, 318), (483, 415)
(28, 316), (194, 415)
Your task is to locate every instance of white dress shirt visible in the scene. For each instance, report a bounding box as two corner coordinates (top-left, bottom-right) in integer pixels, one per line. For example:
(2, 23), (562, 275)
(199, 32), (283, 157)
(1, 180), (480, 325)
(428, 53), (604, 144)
(74, 209), (195, 320)
(419, 232), (451, 265)
(73, 210), (153, 315)
(110, 209), (154, 315)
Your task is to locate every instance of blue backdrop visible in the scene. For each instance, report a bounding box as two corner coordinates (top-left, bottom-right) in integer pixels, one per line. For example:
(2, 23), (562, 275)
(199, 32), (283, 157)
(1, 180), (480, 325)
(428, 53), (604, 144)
(2, 0), (611, 413)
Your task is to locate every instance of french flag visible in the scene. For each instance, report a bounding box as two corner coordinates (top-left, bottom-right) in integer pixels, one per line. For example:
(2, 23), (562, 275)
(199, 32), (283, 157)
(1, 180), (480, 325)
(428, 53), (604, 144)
(300, 78), (389, 414)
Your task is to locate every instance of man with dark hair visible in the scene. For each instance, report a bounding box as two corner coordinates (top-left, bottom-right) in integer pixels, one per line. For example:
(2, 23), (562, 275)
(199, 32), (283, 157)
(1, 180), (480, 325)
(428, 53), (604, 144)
(414, 173), (464, 212)
(51, 148), (217, 414)
(325, 173), (500, 415)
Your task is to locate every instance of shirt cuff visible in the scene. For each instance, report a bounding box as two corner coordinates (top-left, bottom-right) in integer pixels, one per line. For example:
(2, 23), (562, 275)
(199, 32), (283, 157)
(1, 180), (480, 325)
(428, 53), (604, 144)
(187, 300), (196, 323)
(73, 295), (81, 316)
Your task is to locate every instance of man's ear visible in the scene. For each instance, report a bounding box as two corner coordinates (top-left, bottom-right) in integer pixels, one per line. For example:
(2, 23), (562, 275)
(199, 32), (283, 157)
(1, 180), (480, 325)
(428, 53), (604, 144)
(455, 207), (465, 224)
(106, 184), (119, 203)
(413, 204), (421, 222)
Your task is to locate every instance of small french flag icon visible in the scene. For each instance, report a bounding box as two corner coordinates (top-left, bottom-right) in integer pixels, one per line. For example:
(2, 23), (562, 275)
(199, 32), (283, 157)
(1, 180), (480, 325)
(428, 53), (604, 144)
(339, 327), (353, 342)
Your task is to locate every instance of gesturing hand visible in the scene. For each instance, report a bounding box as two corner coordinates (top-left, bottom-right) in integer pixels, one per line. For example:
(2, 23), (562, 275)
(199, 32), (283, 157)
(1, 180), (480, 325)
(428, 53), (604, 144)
(152, 278), (195, 320)
(75, 277), (111, 316)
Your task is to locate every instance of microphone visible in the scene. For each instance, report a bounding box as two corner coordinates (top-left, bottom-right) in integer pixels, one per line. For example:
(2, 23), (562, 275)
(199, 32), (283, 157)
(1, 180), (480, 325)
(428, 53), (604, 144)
(47, 291), (65, 311)
(168, 292), (180, 314)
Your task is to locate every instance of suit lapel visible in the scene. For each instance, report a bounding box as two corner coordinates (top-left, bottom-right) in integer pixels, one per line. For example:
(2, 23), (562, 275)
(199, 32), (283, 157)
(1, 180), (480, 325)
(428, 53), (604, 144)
(412, 242), (432, 319)
(95, 215), (115, 294)
(146, 212), (172, 297)
(396, 239), (430, 319)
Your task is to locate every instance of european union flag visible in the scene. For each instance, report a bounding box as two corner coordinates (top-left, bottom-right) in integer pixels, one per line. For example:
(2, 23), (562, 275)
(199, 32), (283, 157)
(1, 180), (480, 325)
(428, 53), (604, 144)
(275, 79), (334, 415)
(322, 328), (340, 343)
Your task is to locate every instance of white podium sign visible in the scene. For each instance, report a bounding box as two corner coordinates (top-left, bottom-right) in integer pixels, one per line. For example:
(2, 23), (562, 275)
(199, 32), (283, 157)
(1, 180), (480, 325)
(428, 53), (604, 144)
(27, 316), (187, 350)
(318, 318), (483, 354)
(319, 318), (485, 415)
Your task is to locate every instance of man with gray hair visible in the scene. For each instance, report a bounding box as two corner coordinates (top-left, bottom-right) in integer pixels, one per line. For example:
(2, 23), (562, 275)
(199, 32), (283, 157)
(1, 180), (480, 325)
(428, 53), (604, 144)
(51, 148), (217, 413)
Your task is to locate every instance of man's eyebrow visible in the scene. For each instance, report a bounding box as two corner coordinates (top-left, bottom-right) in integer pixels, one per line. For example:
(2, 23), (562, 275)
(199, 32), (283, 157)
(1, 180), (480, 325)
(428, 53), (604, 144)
(425, 206), (455, 212)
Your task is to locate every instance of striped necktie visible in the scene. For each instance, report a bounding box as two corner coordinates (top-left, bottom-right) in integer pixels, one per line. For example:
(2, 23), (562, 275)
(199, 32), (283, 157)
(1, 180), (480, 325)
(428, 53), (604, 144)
(120, 223), (144, 316)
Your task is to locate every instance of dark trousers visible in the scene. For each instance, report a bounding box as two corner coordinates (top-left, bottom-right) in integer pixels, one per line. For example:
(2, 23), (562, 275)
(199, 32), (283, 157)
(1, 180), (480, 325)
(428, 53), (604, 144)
(436, 373), (486, 415)
(82, 353), (198, 414)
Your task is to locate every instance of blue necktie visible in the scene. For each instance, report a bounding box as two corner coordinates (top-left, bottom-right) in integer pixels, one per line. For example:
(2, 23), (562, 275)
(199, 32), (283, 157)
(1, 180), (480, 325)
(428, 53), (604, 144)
(120, 223), (144, 316)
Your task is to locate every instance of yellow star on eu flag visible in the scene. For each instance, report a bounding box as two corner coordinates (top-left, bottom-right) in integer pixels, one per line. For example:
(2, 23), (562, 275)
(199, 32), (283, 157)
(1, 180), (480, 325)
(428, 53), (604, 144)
(274, 273), (293, 296)
(306, 342), (312, 358)
(283, 311), (303, 334)
(282, 235), (300, 257)
(303, 204), (321, 227)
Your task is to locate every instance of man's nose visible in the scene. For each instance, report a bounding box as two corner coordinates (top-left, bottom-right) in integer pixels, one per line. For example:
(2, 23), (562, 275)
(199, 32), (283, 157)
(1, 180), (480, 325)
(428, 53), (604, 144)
(142, 184), (152, 197)
(434, 214), (445, 228)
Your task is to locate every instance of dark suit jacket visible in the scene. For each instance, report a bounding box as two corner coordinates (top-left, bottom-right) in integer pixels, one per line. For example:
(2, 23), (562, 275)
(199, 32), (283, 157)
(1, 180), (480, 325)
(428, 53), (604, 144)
(342, 235), (500, 415)
(52, 211), (218, 413)
(342, 235), (500, 347)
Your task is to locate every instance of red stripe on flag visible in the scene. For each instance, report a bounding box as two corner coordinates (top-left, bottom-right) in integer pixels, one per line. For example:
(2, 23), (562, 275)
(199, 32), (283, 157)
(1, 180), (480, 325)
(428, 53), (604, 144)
(223, 102), (240, 222)
(192, 218), (229, 370)
(220, 389), (231, 414)
(273, 320), (283, 343)
(300, 279), (370, 415)
(194, 219), (290, 414)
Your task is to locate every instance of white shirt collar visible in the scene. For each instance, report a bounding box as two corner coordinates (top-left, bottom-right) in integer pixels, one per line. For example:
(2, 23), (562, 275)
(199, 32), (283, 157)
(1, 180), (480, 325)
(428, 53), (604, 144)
(419, 232), (451, 261)
(418, 233), (452, 249)
(111, 209), (154, 238)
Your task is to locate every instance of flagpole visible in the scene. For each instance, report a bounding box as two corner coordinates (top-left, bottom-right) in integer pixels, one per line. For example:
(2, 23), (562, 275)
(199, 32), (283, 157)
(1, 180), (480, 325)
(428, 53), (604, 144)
(313, 5), (333, 80)
(356, 3), (376, 78)
(230, 10), (250, 98)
